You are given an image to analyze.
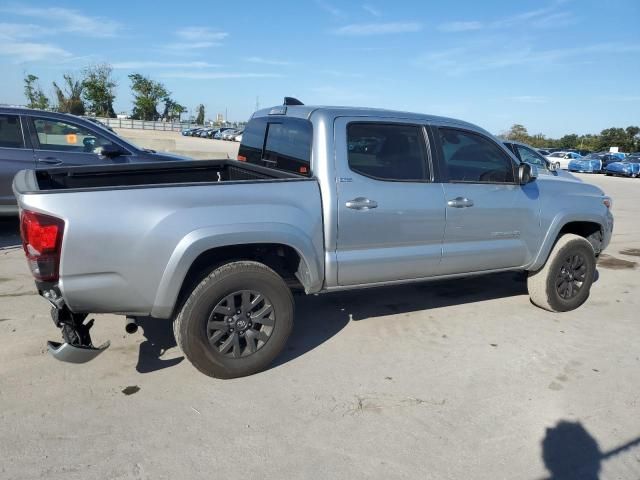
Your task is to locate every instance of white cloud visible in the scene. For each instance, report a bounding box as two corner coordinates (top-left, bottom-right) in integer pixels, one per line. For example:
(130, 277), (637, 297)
(164, 41), (223, 50)
(315, 0), (347, 19)
(1, 6), (121, 37)
(159, 72), (283, 80)
(175, 27), (228, 42)
(0, 41), (72, 62)
(0, 22), (47, 38)
(244, 57), (292, 66)
(438, 21), (483, 32)
(320, 69), (365, 78)
(112, 61), (222, 69)
(414, 42), (640, 75)
(508, 96), (549, 104)
(362, 4), (382, 17)
(333, 22), (422, 35)
(438, 4), (577, 33)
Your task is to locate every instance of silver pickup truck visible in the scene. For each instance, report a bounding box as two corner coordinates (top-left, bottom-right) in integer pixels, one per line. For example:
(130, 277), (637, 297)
(13, 99), (613, 378)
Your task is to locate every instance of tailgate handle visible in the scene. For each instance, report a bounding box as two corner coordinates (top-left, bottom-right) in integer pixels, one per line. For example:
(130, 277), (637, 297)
(38, 157), (63, 165)
(346, 197), (378, 210)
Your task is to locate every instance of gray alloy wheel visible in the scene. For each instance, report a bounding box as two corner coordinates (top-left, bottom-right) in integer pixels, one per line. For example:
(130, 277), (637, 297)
(207, 290), (275, 358)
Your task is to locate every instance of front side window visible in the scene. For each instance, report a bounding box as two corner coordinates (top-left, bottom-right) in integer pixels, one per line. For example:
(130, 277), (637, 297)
(347, 123), (429, 181)
(0, 115), (25, 149)
(515, 145), (547, 169)
(30, 117), (116, 153)
(439, 128), (515, 183)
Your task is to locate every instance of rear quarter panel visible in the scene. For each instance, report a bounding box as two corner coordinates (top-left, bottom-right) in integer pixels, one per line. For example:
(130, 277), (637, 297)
(17, 179), (324, 317)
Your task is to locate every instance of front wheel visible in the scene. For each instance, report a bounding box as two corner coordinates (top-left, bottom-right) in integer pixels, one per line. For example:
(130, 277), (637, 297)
(527, 234), (596, 312)
(174, 261), (294, 378)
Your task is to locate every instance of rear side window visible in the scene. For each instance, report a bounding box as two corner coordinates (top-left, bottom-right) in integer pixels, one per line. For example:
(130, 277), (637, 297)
(0, 115), (25, 148)
(438, 128), (515, 183)
(238, 117), (312, 176)
(347, 123), (429, 181)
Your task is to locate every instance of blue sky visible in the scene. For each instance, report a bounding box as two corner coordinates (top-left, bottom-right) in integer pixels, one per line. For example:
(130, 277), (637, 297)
(0, 0), (638, 137)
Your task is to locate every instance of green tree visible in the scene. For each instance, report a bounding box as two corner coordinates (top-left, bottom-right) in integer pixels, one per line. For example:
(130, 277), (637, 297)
(128, 73), (169, 121)
(170, 103), (186, 121)
(53, 74), (85, 115)
(195, 104), (205, 125)
(23, 74), (50, 109)
(598, 128), (632, 152)
(82, 63), (117, 118)
(505, 124), (530, 143)
(559, 134), (578, 149)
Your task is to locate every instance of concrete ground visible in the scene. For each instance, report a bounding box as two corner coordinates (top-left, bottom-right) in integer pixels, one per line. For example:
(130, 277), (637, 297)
(114, 128), (240, 160)
(1, 174), (639, 480)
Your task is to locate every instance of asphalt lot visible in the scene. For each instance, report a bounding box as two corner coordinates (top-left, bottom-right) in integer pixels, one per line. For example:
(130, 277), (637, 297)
(1, 173), (639, 480)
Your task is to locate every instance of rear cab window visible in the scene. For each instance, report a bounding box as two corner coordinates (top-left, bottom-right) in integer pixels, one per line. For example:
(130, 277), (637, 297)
(238, 116), (312, 176)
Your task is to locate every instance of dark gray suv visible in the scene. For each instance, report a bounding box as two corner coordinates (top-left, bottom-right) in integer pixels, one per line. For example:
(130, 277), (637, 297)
(0, 107), (189, 214)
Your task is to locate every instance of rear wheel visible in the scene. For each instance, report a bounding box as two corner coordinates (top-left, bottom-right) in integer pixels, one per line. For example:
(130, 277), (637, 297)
(174, 261), (294, 378)
(527, 234), (596, 312)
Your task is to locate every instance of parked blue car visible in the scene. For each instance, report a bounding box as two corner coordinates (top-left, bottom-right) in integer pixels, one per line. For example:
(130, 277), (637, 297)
(606, 157), (640, 177)
(568, 155), (602, 173)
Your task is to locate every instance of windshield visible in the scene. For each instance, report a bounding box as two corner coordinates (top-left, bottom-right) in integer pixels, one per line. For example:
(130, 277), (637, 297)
(549, 152), (564, 157)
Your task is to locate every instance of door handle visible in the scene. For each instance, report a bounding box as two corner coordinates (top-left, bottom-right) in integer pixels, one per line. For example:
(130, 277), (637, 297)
(447, 197), (474, 208)
(346, 197), (378, 210)
(38, 157), (63, 165)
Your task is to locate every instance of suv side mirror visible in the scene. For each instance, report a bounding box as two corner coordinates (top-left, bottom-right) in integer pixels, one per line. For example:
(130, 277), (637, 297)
(519, 162), (538, 185)
(100, 144), (124, 158)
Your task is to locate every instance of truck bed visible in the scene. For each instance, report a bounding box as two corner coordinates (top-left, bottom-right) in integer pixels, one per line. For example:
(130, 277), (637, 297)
(19, 159), (300, 193)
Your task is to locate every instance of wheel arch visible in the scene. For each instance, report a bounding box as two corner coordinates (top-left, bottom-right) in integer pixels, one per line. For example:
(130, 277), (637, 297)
(150, 225), (324, 318)
(528, 215), (605, 272)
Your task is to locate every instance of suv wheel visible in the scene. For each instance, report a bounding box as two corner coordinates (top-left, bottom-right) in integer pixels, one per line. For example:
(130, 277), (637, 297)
(527, 234), (596, 312)
(174, 261), (294, 378)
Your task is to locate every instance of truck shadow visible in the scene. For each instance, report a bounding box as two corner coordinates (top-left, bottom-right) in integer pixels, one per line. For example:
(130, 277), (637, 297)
(135, 317), (184, 373)
(0, 217), (20, 249)
(272, 271), (528, 368)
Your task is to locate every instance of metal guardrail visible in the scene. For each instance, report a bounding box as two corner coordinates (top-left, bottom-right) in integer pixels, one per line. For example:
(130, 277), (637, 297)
(96, 117), (188, 132)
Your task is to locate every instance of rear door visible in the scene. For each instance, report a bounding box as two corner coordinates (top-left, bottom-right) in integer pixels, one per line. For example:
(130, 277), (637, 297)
(0, 114), (34, 211)
(334, 117), (446, 286)
(434, 127), (541, 274)
(26, 115), (129, 167)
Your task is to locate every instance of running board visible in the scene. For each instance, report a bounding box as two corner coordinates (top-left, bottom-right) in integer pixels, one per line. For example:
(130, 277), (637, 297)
(47, 340), (110, 364)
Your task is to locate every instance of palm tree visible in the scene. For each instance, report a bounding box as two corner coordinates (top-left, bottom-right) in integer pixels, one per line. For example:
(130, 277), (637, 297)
(53, 74), (85, 115)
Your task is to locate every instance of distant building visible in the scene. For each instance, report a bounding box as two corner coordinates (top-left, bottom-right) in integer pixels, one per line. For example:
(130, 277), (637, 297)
(116, 113), (129, 119)
(216, 113), (224, 123)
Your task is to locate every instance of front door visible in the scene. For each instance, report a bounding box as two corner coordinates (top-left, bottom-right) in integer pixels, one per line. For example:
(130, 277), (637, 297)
(0, 114), (35, 212)
(26, 115), (125, 168)
(434, 127), (541, 274)
(335, 118), (446, 286)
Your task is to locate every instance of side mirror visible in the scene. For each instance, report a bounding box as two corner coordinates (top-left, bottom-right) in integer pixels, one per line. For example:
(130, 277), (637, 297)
(100, 144), (124, 158)
(519, 162), (538, 185)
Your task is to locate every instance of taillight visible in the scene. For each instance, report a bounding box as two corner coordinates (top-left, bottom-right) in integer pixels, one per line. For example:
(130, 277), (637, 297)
(20, 210), (65, 282)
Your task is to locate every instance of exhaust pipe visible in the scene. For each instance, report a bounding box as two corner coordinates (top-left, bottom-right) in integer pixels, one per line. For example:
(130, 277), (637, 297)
(125, 316), (138, 334)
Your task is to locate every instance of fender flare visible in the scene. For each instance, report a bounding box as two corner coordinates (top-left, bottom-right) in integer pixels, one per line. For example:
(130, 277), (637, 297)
(150, 223), (323, 318)
(528, 211), (606, 272)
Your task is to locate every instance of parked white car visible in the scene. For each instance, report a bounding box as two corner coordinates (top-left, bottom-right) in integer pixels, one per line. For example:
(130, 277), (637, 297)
(546, 151), (582, 170)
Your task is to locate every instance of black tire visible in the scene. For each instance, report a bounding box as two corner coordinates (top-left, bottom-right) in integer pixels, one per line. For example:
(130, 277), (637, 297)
(174, 261), (294, 378)
(527, 234), (596, 312)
